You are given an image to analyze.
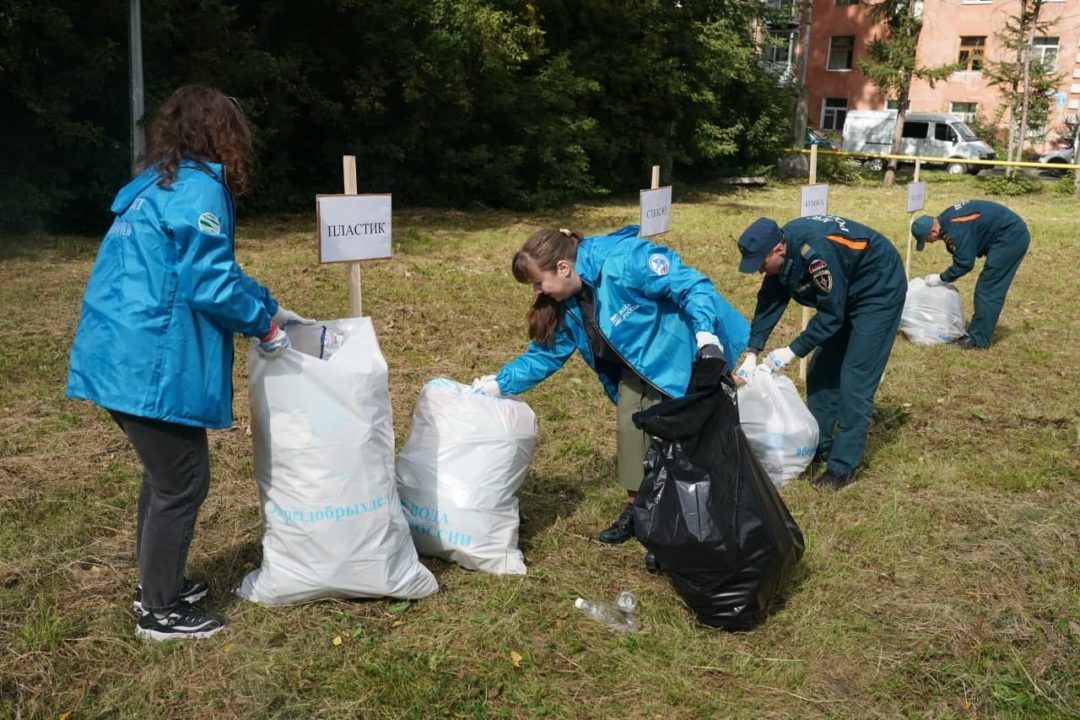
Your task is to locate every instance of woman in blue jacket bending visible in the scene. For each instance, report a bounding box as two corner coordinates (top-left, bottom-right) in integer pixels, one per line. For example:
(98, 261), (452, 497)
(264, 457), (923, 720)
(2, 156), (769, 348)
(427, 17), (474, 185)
(473, 226), (749, 544)
(66, 85), (312, 641)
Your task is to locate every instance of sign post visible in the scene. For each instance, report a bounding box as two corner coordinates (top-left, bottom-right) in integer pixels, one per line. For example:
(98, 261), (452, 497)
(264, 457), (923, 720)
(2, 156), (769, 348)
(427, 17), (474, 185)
(316, 155), (392, 317)
(904, 160), (924, 279)
(639, 164), (672, 237)
(343, 157), (362, 316)
(798, 145), (827, 381)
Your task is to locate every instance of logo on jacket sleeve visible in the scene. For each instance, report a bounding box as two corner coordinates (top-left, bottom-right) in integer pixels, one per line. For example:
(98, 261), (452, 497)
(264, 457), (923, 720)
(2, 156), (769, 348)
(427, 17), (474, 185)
(648, 253), (670, 276)
(198, 212), (222, 235)
(808, 258), (832, 294)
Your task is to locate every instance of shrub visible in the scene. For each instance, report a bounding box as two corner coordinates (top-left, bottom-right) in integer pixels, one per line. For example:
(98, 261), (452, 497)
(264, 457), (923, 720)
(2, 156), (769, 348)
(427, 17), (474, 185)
(983, 174), (1038, 196)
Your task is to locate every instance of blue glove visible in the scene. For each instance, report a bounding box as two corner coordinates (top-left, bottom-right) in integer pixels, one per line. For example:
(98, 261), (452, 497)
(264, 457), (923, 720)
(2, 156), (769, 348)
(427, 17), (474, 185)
(256, 322), (290, 358)
(765, 347), (796, 372)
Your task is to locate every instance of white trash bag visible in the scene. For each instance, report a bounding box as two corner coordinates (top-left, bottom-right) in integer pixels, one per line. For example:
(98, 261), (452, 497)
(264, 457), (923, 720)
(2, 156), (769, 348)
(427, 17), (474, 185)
(737, 366), (819, 489)
(395, 378), (537, 575)
(900, 277), (966, 346)
(239, 318), (438, 604)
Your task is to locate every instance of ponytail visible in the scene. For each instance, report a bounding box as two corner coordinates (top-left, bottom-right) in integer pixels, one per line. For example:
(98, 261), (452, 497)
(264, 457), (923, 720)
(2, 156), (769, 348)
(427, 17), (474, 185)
(512, 228), (583, 346)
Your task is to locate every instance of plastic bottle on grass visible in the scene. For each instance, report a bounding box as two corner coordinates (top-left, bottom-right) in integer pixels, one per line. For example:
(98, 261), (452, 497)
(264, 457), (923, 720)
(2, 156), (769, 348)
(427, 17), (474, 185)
(574, 591), (640, 633)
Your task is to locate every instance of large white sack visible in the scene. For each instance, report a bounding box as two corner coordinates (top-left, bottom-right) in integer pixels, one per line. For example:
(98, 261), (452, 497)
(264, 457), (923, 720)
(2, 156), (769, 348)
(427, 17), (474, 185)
(737, 366), (819, 489)
(395, 379), (537, 575)
(238, 318), (438, 604)
(900, 277), (966, 346)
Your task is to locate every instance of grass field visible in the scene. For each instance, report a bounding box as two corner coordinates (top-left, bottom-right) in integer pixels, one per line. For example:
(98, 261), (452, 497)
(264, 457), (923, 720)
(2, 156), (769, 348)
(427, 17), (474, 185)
(2, 173), (1078, 719)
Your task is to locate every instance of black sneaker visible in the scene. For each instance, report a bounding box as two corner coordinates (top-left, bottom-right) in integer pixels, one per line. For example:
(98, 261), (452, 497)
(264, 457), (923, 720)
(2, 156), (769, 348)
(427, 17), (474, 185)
(136, 605), (225, 641)
(956, 334), (979, 350)
(811, 448), (831, 466)
(812, 469), (855, 490)
(132, 578), (209, 616)
(598, 502), (635, 544)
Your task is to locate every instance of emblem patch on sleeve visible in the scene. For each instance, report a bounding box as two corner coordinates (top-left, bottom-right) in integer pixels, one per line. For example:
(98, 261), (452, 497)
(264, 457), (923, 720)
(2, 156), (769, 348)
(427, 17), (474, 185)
(648, 253), (670, 277)
(945, 238), (957, 254)
(198, 212), (221, 235)
(808, 258), (832, 294)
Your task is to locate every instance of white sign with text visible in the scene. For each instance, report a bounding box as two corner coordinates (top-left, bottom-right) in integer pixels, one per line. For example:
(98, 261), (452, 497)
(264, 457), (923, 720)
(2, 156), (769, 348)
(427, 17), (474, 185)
(317, 194), (392, 264)
(800, 184), (829, 218)
(639, 186), (673, 237)
(906, 181), (926, 213)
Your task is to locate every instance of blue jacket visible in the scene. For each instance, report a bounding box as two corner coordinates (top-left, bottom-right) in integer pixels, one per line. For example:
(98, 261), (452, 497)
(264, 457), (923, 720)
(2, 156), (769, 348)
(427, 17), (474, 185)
(66, 161), (278, 428)
(496, 226), (749, 402)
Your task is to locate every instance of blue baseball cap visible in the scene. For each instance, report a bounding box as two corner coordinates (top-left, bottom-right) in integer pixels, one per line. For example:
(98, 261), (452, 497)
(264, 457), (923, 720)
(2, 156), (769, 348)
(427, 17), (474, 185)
(737, 217), (783, 273)
(911, 215), (934, 251)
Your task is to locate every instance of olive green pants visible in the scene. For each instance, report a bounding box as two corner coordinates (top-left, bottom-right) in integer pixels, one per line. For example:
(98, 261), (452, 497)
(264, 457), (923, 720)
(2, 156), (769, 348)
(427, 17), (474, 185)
(615, 374), (665, 493)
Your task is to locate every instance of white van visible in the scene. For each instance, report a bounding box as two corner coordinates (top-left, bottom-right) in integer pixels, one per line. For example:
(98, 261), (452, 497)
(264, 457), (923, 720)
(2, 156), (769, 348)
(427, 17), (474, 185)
(841, 110), (996, 174)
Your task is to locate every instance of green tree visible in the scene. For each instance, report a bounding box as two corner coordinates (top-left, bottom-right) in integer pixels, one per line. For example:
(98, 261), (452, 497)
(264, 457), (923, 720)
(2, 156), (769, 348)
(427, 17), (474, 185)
(858, 0), (953, 186)
(983, 0), (1061, 173)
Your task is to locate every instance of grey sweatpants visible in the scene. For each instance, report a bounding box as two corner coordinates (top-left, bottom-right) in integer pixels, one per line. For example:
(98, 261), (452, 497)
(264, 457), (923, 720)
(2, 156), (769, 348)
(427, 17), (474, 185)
(110, 410), (211, 614)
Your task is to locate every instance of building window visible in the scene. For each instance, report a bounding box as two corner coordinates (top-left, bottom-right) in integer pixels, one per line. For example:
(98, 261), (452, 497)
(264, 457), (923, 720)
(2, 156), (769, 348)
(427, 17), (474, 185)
(950, 101), (978, 122)
(836, 0), (859, 5)
(958, 36), (986, 72)
(765, 29), (795, 66)
(1032, 37), (1059, 68)
(886, 99), (902, 110)
(828, 36), (855, 71)
(961, 0), (991, 5)
(822, 97), (849, 130)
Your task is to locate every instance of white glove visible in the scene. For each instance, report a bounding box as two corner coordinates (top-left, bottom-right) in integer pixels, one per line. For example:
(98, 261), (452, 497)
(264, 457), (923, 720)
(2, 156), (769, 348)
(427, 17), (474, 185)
(471, 375), (503, 397)
(765, 347), (796, 372)
(695, 331), (722, 353)
(274, 307), (316, 327)
(734, 353), (757, 383)
(256, 322), (290, 358)
(924, 273), (943, 288)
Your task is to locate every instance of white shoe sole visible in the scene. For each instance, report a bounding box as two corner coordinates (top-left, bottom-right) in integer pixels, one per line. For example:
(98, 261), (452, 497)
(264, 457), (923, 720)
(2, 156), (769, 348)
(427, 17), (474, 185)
(135, 624), (224, 641)
(132, 588), (209, 616)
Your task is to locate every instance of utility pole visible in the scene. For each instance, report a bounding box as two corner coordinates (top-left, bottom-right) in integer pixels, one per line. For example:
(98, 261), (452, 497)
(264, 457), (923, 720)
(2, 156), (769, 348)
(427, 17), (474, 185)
(780, 0), (813, 178)
(129, 0), (145, 176)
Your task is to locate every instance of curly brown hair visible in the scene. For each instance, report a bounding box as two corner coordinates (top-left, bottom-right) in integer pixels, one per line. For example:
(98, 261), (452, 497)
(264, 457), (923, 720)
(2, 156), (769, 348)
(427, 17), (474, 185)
(141, 84), (255, 196)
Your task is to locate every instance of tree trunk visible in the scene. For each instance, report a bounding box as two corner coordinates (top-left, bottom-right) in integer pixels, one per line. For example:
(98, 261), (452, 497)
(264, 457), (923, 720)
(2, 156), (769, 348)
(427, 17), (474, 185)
(1005, 0), (1029, 176)
(884, 94), (909, 187)
(1015, 0), (1043, 171)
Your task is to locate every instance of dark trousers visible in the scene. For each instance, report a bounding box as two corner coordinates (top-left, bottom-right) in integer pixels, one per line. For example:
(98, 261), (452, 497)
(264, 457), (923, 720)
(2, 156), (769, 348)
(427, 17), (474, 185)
(806, 296), (904, 476)
(968, 232), (1030, 347)
(109, 410), (211, 613)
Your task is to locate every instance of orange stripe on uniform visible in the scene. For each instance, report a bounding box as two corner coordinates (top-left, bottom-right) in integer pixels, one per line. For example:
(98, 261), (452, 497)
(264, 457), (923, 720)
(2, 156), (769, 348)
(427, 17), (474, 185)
(826, 234), (868, 251)
(950, 212), (981, 223)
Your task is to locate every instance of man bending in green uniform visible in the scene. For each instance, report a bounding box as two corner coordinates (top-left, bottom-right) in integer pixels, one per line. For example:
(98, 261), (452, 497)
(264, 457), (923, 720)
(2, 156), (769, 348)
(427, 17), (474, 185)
(734, 216), (907, 489)
(911, 200), (1029, 349)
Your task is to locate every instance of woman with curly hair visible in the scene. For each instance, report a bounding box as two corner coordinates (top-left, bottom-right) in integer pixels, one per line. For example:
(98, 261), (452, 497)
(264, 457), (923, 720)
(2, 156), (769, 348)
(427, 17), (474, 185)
(66, 85), (312, 641)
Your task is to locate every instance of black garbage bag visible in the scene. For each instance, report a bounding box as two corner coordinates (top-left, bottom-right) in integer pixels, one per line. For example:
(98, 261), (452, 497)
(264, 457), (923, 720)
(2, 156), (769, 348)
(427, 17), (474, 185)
(632, 356), (804, 631)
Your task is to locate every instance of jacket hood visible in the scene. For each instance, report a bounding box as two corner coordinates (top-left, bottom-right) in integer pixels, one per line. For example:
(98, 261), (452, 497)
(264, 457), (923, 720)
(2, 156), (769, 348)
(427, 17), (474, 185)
(575, 225), (640, 284)
(110, 161), (225, 215)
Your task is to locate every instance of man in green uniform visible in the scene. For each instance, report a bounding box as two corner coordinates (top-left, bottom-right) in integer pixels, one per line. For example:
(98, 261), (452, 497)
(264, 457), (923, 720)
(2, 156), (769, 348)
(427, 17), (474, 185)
(734, 216), (907, 489)
(911, 200), (1029, 349)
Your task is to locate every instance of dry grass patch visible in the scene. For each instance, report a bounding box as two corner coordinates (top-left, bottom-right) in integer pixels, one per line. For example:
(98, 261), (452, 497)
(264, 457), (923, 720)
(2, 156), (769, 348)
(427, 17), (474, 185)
(2, 176), (1078, 719)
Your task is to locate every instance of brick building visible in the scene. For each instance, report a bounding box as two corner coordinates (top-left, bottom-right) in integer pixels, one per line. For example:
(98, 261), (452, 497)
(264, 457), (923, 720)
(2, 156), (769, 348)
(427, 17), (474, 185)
(766, 0), (1080, 151)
